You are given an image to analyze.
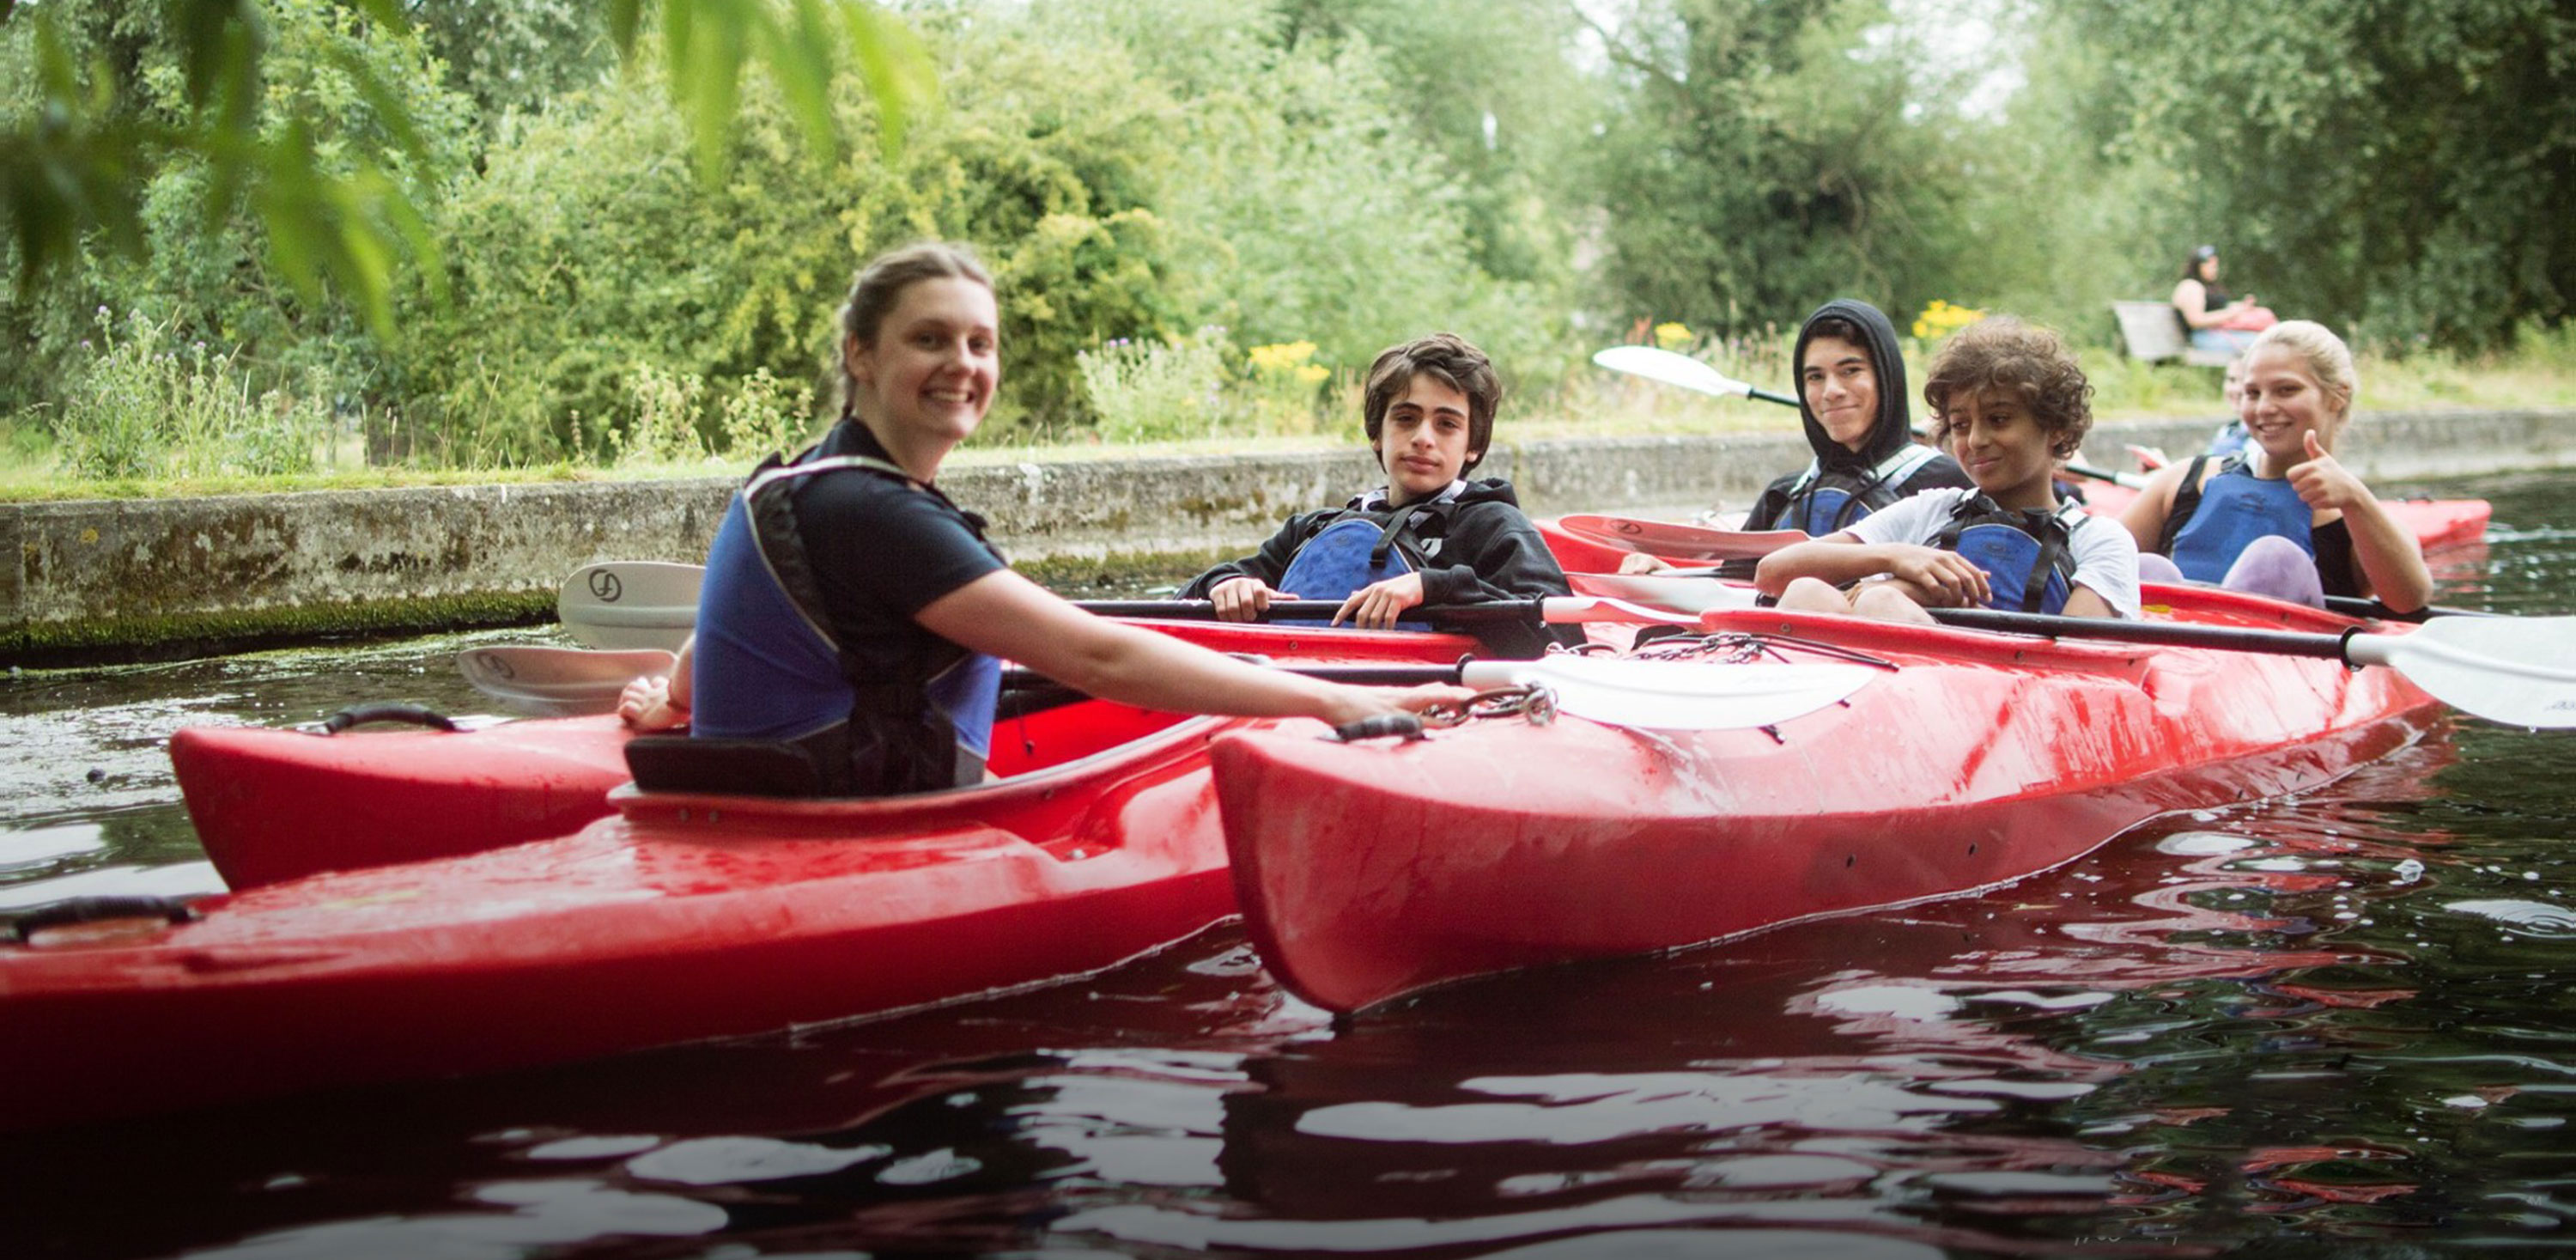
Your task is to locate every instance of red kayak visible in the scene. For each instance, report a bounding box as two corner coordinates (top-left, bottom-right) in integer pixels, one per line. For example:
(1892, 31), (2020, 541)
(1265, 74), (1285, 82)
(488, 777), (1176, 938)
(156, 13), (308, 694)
(1212, 587), (2445, 1013)
(6, 694), (1264, 1132)
(176, 620), (1484, 891)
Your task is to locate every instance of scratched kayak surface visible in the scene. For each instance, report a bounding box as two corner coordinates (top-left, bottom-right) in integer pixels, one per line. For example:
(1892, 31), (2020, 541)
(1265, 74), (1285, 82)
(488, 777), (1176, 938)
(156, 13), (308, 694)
(0, 471), (2570, 1257)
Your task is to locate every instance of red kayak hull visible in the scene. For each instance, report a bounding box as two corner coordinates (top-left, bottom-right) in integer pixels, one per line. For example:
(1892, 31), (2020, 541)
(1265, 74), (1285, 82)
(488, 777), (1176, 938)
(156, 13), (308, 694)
(177, 620), (1483, 891)
(1214, 601), (2444, 1013)
(6, 701), (1246, 1132)
(172, 715), (637, 890)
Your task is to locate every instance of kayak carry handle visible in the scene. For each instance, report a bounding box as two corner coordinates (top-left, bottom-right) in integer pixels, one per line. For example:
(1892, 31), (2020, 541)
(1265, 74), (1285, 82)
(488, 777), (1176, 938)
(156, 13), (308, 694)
(1333, 714), (1426, 743)
(6, 895), (198, 944)
(321, 703), (459, 734)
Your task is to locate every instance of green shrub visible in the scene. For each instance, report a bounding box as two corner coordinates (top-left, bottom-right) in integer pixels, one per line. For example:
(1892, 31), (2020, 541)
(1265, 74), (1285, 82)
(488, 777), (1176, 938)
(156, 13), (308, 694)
(52, 308), (333, 479)
(720, 368), (816, 461)
(615, 362), (709, 466)
(1078, 329), (1232, 444)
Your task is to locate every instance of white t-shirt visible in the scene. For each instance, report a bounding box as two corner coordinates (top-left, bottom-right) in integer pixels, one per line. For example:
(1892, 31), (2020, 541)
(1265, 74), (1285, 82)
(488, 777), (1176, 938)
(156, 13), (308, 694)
(1840, 488), (2142, 618)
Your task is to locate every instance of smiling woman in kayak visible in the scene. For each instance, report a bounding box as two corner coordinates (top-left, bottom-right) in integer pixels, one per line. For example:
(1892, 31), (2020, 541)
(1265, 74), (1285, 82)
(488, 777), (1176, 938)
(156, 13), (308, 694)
(617, 242), (1467, 795)
(2117, 320), (2433, 614)
(1755, 316), (2141, 624)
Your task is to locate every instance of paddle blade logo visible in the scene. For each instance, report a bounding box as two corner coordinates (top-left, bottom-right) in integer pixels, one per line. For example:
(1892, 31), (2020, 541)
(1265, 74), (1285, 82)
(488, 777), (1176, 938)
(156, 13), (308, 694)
(588, 569), (624, 602)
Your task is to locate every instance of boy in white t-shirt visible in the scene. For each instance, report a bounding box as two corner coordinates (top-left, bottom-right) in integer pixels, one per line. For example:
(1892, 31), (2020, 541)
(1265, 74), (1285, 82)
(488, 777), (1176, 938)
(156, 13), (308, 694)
(1754, 316), (2140, 624)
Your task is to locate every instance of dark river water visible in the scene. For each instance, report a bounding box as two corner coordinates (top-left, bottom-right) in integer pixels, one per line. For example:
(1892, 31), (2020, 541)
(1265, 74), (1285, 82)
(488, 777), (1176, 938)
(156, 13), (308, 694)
(3, 472), (2572, 1259)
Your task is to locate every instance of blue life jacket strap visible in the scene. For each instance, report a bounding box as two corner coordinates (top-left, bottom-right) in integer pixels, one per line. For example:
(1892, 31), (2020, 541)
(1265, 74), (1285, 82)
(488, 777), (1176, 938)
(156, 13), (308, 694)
(1935, 495), (2086, 614)
(1783, 443), (1943, 533)
(741, 452), (992, 727)
(2154, 453), (2223, 555)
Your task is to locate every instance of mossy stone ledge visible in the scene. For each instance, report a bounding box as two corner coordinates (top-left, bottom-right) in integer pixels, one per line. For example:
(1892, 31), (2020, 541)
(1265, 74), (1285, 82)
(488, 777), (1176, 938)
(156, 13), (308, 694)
(6, 412), (2570, 666)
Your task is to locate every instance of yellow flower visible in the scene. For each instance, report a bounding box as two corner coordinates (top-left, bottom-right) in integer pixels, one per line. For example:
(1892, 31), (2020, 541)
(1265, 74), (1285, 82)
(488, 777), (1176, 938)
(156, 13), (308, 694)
(1653, 322), (1692, 350)
(1249, 341), (1319, 374)
(1295, 364), (1329, 387)
(1913, 301), (1984, 338)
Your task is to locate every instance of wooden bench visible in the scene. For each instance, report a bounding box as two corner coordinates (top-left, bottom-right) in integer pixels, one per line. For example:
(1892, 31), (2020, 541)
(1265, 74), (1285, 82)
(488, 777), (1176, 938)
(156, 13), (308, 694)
(2112, 301), (2236, 368)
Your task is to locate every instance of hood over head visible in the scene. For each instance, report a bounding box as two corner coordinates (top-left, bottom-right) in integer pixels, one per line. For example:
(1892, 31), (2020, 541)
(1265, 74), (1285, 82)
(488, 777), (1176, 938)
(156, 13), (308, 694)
(1791, 299), (1914, 472)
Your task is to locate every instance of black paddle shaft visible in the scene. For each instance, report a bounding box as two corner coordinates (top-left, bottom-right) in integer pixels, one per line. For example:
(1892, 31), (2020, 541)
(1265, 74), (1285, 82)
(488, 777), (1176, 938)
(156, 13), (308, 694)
(1925, 607), (2357, 661)
(991, 660), (1469, 722)
(1000, 662), (1465, 693)
(2319, 595), (2488, 623)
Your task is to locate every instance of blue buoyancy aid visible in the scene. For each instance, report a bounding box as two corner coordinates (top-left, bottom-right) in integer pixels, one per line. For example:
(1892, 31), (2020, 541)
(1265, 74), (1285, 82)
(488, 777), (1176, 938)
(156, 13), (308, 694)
(1276, 515), (1415, 601)
(1775, 443), (1946, 536)
(1268, 486), (1461, 629)
(691, 453), (1000, 793)
(1932, 494), (2088, 615)
(2160, 454), (2314, 584)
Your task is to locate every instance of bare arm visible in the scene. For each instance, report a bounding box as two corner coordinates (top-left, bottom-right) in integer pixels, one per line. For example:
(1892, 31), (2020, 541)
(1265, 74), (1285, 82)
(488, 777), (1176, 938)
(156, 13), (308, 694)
(2287, 434), (2433, 612)
(2117, 461), (2191, 552)
(916, 569), (1463, 726)
(2172, 278), (2250, 330)
(618, 635), (694, 731)
(2061, 587), (2115, 619)
(1757, 536), (1886, 593)
(1756, 537), (1993, 607)
(2335, 496), (2434, 612)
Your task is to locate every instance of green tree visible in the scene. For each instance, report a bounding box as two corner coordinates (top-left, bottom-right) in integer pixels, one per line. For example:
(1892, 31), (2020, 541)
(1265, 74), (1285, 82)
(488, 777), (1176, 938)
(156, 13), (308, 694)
(1584, 0), (1982, 338)
(1274, 0), (1598, 289)
(403, 4), (1194, 455)
(0, 0), (472, 423)
(404, 0), (610, 127)
(1, 0), (934, 338)
(1038, 0), (1567, 387)
(1918, 4), (2196, 340)
(2065, 0), (2574, 350)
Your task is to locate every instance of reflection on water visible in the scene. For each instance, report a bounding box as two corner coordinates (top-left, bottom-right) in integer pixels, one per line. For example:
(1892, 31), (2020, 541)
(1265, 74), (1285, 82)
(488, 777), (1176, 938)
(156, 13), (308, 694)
(1, 473), (2572, 1257)
(0, 629), (542, 910)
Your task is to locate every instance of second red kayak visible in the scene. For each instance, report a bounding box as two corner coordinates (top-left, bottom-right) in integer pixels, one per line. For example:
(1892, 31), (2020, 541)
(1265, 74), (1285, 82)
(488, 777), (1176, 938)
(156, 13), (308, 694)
(1213, 589), (2445, 1013)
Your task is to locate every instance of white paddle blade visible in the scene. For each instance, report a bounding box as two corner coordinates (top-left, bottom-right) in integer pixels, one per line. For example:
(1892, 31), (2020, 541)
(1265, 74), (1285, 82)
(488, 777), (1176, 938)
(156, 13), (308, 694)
(1557, 513), (1807, 561)
(459, 645), (674, 717)
(2348, 615), (2576, 728)
(1567, 573), (1764, 616)
(1459, 657), (1877, 731)
(1591, 345), (1753, 399)
(1536, 596), (1704, 626)
(558, 562), (704, 651)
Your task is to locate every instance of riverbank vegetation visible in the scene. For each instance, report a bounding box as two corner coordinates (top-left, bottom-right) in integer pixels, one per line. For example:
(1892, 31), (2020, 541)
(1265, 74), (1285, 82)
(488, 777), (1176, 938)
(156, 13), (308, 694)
(5, 0), (2571, 493)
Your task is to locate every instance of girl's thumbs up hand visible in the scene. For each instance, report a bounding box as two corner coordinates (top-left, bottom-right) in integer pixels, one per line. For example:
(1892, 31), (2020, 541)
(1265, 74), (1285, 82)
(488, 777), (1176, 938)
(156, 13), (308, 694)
(2287, 428), (2366, 511)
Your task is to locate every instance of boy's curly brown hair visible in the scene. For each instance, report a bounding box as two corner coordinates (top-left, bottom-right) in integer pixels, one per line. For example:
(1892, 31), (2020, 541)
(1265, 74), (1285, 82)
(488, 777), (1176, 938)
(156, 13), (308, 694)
(1921, 316), (2093, 458)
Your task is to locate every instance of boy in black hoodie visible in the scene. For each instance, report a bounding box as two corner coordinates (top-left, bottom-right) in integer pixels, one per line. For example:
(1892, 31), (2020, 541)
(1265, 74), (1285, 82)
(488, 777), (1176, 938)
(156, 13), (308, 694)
(1623, 299), (1973, 575)
(1179, 333), (1580, 658)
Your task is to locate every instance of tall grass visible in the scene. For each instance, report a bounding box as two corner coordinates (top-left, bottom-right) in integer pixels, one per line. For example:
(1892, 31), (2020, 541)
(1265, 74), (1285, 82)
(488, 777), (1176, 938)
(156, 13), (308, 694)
(8, 315), (2573, 490)
(43, 309), (337, 482)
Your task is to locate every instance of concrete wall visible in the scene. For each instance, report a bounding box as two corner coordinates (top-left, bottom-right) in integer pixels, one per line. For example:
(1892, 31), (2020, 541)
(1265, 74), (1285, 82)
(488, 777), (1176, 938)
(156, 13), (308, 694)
(8, 407), (2573, 662)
